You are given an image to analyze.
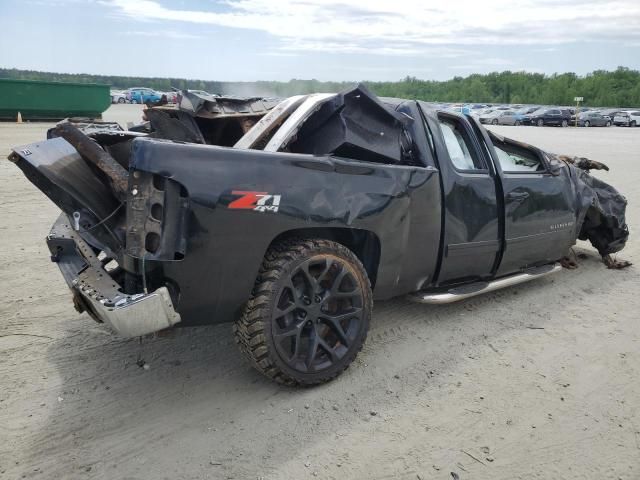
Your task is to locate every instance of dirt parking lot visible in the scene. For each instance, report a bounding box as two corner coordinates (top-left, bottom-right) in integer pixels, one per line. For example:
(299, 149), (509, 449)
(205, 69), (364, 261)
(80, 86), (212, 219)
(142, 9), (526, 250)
(1, 105), (639, 480)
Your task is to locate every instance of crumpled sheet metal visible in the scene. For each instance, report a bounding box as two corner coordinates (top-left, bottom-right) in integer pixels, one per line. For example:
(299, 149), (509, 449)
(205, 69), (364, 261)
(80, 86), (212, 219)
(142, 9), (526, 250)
(177, 90), (280, 119)
(288, 84), (413, 164)
(490, 130), (629, 257)
(548, 152), (629, 256)
(571, 164), (629, 255)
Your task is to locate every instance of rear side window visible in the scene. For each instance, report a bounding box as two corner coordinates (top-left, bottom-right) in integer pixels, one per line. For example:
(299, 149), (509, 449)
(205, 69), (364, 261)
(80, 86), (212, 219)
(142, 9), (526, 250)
(631, 112), (640, 116)
(438, 117), (485, 171)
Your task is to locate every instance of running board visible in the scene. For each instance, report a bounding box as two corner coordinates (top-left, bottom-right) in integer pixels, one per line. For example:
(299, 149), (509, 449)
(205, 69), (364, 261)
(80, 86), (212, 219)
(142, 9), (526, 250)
(408, 264), (562, 304)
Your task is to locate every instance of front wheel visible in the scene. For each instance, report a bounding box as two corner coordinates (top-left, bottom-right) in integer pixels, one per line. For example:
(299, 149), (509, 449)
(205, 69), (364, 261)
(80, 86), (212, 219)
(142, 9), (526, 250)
(491, 119), (498, 125)
(234, 238), (372, 386)
(606, 121), (611, 127)
(117, 97), (125, 104)
(561, 120), (568, 127)
(584, 120), (590, 127)
(537, 119), (544, 127)
(632, 121), (637, 127)
(515, 120), (521, 126)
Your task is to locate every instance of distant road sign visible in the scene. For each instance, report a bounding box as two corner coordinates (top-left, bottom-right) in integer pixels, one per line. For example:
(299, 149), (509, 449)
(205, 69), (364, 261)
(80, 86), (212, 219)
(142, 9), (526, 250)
(574, 96), (584, 101)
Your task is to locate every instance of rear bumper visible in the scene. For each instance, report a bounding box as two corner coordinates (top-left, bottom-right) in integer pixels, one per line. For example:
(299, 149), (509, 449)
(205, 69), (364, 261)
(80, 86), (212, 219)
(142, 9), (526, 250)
(47, 213), (181, 337)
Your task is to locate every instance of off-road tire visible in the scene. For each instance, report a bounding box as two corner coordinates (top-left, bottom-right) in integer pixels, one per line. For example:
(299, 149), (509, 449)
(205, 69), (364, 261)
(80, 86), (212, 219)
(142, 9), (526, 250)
(234, 238), (372, 386)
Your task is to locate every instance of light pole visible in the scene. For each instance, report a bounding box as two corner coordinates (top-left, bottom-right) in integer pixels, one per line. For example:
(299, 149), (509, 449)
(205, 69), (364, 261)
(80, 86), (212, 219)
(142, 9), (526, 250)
(574, 96), (584, 127)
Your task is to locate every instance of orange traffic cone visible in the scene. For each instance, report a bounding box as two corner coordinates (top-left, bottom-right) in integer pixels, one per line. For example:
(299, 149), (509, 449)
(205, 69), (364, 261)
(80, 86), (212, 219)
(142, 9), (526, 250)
(17, 112), (23, 123)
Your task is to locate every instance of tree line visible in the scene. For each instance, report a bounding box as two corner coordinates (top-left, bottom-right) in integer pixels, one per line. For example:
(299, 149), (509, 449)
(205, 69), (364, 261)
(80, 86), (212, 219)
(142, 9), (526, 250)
(1, 67), (639, 107)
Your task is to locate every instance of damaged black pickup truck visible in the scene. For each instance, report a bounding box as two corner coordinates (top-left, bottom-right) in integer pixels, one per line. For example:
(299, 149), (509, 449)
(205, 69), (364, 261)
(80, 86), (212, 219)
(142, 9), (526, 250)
(9, 85), (629, 385)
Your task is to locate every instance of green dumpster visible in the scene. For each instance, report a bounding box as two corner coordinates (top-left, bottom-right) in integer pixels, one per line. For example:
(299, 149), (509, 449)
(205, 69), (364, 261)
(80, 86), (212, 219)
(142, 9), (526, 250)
(0, 78), (111, 121)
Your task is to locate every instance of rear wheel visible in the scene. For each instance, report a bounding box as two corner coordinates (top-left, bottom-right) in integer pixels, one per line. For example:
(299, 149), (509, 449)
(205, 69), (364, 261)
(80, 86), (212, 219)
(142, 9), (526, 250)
(234, 238), (372, 386)
(632, 121), (637, 127)
(117, 97), (125, 104)
(515, 120), (521, 126)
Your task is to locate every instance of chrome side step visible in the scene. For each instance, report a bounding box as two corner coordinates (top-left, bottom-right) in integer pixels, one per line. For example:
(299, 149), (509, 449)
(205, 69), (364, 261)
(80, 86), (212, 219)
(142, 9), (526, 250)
(408, 263), (562, 304)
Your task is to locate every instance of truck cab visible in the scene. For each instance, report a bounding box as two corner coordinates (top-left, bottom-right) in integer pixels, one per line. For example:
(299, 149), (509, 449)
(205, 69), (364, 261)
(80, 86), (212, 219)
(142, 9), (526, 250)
(421, 106), (576, 285)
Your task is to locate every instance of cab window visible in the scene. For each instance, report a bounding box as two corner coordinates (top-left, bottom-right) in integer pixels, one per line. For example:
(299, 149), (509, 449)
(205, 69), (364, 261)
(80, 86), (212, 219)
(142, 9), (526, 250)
(493, 141), (544, 173)
(438, 117), (485, 171)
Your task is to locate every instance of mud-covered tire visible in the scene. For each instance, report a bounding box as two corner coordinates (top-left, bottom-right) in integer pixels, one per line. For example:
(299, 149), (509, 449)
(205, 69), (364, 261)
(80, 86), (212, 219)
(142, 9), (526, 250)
(234, 238), (372, 386)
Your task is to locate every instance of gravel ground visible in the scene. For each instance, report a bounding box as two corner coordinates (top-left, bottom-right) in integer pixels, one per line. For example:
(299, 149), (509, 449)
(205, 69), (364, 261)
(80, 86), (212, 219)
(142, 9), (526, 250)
(0, 105), (639, 480)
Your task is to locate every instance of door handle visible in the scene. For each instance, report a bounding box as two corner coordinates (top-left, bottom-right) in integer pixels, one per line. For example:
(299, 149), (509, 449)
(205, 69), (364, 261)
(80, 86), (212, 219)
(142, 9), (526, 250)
(507, 191), (530, 202)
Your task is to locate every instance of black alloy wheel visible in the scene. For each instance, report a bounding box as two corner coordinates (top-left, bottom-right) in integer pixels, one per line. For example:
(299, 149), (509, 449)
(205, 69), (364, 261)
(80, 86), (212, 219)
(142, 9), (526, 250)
(234, 238), (372, 386)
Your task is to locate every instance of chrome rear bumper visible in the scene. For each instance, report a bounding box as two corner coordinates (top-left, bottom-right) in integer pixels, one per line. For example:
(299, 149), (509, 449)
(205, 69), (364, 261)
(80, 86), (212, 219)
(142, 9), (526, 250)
(47, 213), (181, 337)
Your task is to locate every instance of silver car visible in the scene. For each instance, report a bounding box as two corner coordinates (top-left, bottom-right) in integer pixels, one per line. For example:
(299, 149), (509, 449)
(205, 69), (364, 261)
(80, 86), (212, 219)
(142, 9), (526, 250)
(480, 110), (517, 125)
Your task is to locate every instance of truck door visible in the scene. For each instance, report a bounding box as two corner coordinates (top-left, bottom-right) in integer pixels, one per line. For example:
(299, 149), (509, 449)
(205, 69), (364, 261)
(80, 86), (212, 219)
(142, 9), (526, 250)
(485, 132), (576, 275)
(424, 111), (501, 285)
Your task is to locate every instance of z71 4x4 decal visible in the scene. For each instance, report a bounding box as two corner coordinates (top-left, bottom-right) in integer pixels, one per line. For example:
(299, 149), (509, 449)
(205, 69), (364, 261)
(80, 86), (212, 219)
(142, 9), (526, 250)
(228, 191), (281, 213)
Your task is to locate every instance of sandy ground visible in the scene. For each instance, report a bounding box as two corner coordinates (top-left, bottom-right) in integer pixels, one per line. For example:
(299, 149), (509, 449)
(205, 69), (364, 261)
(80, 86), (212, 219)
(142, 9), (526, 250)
(1, 105), (639, 480)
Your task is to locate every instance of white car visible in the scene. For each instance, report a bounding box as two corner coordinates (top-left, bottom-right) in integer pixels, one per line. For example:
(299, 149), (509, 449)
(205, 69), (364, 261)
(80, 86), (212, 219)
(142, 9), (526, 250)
(613, 110), (640, 127)
(110, 90), (127, 104)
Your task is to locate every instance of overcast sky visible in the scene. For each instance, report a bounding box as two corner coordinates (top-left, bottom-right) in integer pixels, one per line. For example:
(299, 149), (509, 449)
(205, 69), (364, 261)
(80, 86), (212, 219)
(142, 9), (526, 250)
(1, 0), (639, 82)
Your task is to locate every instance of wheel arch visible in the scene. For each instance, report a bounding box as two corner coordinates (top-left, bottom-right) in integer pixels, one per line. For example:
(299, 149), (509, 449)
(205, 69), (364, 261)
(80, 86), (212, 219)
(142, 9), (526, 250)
(268, 228), (381, 288)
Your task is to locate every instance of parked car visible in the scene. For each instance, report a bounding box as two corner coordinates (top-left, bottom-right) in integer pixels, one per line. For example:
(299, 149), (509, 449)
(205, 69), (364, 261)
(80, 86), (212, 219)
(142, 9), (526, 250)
(8, 85), (629, 386)
(511, 106), (540, 125)
(522, 108), (572, 127)
(570, 107), (591, 123)
(597, 108), (624, 120)
(479, 110), (517, 125)
(447, 105), (471, 115)
(126, 88), (165, 104)
(578, 112), (612, 127)
(613, 111), (640, 127)
(469, 107), (495, 119)
(110, 90), (127, 104)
